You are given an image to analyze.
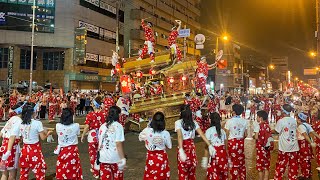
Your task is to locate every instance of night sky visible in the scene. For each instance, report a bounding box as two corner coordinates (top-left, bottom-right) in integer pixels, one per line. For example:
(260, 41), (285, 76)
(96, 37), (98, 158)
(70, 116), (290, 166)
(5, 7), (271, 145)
(201, 0), (316, 79)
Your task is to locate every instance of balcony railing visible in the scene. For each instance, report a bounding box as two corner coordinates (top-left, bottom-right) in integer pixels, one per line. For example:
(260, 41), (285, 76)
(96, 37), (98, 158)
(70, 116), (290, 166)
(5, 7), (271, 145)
(130, 9), (157, 25)
(173, 0), (188, 8)
(187, 2), (200, 16)
(157, 18), (173, 30)
(187, 18), (200, 29)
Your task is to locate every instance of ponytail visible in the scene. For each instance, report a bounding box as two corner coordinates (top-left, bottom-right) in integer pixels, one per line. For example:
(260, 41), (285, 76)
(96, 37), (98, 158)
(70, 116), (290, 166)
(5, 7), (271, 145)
(106, 106), (121, 128)
(180, 104), (195, 131)
(209, 112), (222, 139)
(21, 103), (35, 125)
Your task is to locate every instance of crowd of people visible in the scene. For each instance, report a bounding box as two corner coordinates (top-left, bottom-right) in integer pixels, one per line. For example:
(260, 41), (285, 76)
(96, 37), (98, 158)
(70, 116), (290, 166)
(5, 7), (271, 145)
(0, 88), (319, 179)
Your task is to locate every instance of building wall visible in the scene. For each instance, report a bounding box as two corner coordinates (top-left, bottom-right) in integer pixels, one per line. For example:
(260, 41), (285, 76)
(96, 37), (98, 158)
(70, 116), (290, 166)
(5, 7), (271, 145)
(0, 0), (123, 91)
(124, 0), (201, 58)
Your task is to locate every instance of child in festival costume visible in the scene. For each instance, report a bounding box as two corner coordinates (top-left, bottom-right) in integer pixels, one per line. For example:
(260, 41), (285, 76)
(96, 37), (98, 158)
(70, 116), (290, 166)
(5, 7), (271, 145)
(274, 104), (299, 180)
(97, 106), (126, 180)
(0, 102), (24, 180)
(296, 112), (320, 179)
(81, 97), (105, 179)
(55, 108), (83, 180)
(224, 104), (248, 180)
(253, 110), (273, 180)
(139, 112), (172, 180)
(175, 104), (215, 180)
(8, 103), (52, 180)
(201, 112), (228, 179)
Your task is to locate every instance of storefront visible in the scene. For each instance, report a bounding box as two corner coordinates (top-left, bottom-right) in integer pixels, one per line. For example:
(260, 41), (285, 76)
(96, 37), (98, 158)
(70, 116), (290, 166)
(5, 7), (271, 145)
(64, 73), (116, 92)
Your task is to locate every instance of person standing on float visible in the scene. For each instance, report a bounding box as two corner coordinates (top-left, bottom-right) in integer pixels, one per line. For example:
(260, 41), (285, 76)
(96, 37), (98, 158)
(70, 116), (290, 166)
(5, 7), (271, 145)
(137, 19), (155, 63)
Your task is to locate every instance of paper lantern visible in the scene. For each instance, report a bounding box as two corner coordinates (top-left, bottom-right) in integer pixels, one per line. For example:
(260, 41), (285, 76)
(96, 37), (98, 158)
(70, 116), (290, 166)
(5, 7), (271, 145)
(181, 76), (187, 81)
(120, 75), (131, 93)
(149, 68), (156, 75)
(168, 77), (174, 83)
(115, 63), (121, 72)
(136, 71), (143, 79)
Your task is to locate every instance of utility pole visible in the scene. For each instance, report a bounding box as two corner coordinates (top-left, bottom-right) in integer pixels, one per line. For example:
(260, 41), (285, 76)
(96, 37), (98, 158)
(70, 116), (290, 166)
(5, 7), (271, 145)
(29, 0), (36, 95)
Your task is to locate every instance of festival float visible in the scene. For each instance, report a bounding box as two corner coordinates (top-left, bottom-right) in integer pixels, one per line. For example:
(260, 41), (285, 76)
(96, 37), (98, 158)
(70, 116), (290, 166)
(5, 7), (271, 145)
(112, 19), (222, 130)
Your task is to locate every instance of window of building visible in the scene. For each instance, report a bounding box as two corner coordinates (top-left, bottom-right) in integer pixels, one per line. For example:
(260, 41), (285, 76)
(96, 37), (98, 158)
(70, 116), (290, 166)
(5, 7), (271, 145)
(20, 49), (37, 70)
(43, 51), (65, 70)
(0, 48), (8, 68)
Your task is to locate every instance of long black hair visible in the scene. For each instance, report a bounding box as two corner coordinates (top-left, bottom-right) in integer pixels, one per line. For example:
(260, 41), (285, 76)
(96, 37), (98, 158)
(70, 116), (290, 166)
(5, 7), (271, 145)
(106, 106), (121, 128)
(21, 103), (35, 125)
(150, 112), (165, 133)
(60, 108), (73, 125)
(180, 104), (195, 131)
(209, 112), (222, 139)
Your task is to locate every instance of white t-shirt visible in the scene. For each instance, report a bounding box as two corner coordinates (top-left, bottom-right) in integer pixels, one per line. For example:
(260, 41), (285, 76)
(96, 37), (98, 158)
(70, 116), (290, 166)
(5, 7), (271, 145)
(205, 126), (227, 146)
(297, 123), (314, 141)
(224, 117), (248, 140)
(174, 119), (200, 140)
(12, 119), (44, 144)
(275, 117), (299, 152)
(56, 123), (80, 147)
(98, 122), (125, 164)
(139, 127), (172, 151)
(1, 116), (22, 139)
(219, 100), (226, 110)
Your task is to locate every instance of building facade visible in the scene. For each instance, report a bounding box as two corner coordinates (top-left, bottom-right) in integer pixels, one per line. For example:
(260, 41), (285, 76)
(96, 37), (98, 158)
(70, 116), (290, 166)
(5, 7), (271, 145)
(123, 0), (201, 58)
(0, 0), (124, 92)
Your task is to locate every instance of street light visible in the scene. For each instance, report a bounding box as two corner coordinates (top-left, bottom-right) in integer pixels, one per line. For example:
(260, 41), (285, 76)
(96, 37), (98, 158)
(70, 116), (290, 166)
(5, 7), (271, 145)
(310, 51), (317, 57)
(266, 64), (275, 82)
(215, 34), (229, 54)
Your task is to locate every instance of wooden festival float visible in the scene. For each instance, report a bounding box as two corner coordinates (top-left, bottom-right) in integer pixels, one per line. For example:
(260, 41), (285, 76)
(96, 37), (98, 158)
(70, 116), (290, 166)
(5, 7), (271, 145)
(118, 51), (199, 130)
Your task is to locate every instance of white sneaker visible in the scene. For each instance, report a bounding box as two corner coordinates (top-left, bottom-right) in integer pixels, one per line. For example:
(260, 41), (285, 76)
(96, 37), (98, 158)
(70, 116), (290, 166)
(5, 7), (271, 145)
(316, 167), (320, 171)
(136, 57), (142, 61)
(150, 60), (155, 63)
(177, 61), (182, 64)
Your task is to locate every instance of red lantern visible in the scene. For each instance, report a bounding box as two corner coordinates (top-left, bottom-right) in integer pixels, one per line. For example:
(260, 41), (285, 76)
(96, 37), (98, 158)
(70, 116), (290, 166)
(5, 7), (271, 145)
(136, 71), (143, 79)
(167, 77), (174, 84)
(116, 63), (121, 72)
(149, 68), (156, 75)
(120, 75), (131, 93)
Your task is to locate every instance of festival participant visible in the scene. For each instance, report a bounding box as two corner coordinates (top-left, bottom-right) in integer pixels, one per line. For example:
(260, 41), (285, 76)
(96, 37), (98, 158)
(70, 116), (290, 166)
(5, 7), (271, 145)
(55, 95), (62, 118)
(168, 20), (182, 63)
(313, 111), (320, 168)
(0, 97), (5, 121)
(191, 93), (202, 113)
(219, 96), (227, 119)
(207, 94), (217, 113)
(149, 81), (163, 96)
(137, 19), (155, 63)
(48, 93), (56, 122)
(195, 57), (216, 95)
(224, 104), (248, 179)
(116, 94), (130, 127)
(55, 108), (83, 180)
(225, 93), (233, 118)
(175, 104), (215, 180)
(273, 102), (282, 123)
(296, 112), (320, 179)
(0, 102), (24, 180)
(249, 101), (256, 120)
(9, 90), (18, 109)
(97, 106), (126, 180)
(201, 112), (228, 179)
(69, 94), (77, 116)
(139, 112), (172, 179)
(8, 103), (52, 180)
(253, 110), (273, 180)
(274, 104), (299, 180)
(81, 97), (105, 179)
(103, 93), (114, 116)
